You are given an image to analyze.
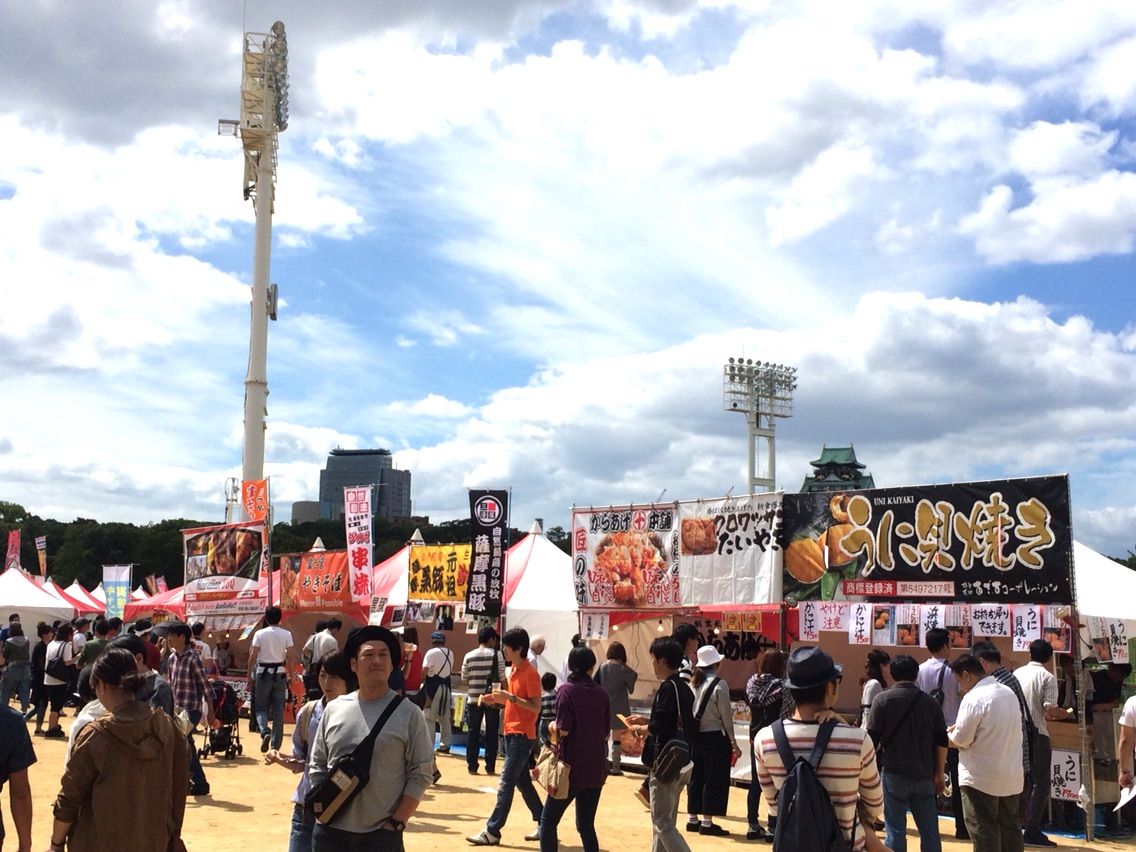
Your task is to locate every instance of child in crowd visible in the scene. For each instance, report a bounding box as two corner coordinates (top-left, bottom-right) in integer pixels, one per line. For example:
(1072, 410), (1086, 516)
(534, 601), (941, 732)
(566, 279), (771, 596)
(538, 672), (558, 745)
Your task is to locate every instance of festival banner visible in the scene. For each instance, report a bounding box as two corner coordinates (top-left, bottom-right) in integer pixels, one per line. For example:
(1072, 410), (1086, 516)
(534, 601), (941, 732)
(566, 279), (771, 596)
(278, 550), (354, 611)
(343, 486), (373, 602)
(181, 521), (267, 600)
(781, 475), (1072, 603)
(35, 535), (47, 576)
(466, 489), (508, 618)
(677, 492), (783, 605)
(156, 575), (169, 594)
(5, 530), (21, 572)
(571, 503), (680, 610)
(102, 564), (132, 620)
(242, 479), (270, 523)
(408, 544), (471, 601)
(144, 574), (158, 595)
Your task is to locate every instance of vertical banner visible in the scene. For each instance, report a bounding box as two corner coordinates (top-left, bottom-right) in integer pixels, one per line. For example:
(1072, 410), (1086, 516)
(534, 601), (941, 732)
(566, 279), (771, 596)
(35, 535), (47, 576)
(155, 575), (169, 594)
(102, 565), (132, 620)
(343, 486), (373, 602)
(5, 530), (21, 571)
(467, 489), (508, 618)
(242, 479), (270, 523)
(144, 574), (158, 595)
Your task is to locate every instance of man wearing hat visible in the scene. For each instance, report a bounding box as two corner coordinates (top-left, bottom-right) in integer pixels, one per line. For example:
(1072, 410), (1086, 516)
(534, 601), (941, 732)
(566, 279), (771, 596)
(308, 625), (434, 849)
(753, 646), (883, 851)
(422, 630), (455, 753)
(133, 620), (162, 673)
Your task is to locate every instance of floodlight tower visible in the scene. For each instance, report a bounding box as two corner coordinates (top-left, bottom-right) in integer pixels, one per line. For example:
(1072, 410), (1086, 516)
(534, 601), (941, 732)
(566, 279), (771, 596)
(723, 358), (798, 493)
(221, 22), (289, 502)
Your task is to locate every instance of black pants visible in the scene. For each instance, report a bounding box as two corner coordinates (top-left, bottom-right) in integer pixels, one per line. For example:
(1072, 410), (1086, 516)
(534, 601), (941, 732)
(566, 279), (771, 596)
(948, 747), (964, 834)
(687, 731), (730, 817)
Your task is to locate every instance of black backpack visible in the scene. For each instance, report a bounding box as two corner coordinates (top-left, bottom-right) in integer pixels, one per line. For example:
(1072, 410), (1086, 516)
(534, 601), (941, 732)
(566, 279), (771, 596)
(771, 719), (852, 852)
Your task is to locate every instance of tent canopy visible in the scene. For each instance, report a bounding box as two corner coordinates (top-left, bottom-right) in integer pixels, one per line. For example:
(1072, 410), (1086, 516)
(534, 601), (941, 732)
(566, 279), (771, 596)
(1074, 540), (1136, 629)
(0, 569), (74, 624)
(42, 579), (102, 616)
(64, 581), (106, 615)
(122, 584), (186, 622)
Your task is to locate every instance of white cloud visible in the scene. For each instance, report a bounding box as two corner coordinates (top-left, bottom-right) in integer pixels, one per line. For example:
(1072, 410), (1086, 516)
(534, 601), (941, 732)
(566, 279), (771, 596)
(1007, 120), (1116, 181)
(383, 394), (475, 419)
(766, 142), (881, 245)
(1078, 33), (1136, 116)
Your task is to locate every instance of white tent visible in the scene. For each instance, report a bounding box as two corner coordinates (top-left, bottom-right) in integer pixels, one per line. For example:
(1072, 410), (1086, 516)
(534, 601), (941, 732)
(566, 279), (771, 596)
(90, 583), (107, 604)
(0, 568), (73, 624)
(64, 581), (106, 615)
(504, 521), (578, 684)
(1074, 540), (1136, 631)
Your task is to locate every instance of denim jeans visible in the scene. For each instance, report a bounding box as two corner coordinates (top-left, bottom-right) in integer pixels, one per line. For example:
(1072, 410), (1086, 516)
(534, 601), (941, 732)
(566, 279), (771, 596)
(882, 772), (942, 852)
(0, 662), (31, 712)
(486, 734), (543, 838)
(312, 822), (404, 852)
(466, 700), (500, 771)
(539, 785), (602, 852)
(649, 764), (693, 852)
(253, 670), (288, 750)
(186, 709), (208, 790)
(290, 803), (314, 852)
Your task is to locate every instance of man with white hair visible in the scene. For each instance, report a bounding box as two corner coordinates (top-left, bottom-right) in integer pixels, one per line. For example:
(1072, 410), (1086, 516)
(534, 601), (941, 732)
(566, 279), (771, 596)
(527, 635), (546, 671)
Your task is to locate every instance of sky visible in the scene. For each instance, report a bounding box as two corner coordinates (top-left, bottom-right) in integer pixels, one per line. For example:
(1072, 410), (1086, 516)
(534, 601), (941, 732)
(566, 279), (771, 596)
(0, 0), (1134, 559)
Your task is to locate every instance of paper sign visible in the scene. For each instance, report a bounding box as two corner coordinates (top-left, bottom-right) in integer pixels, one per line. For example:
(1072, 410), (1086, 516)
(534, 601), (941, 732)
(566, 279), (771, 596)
(1107, 620), (1129, 664)
(1012, 604), (1043, 652)
(946, 605), (973, 649)
(368, 595), (388, 626)
(872, 605), (896, 646)
(817, 602), (849, 632)
(920, 604), (945, 634)
(896, 604), (921, 647)
(579, 611), (610, 641)
(799, 601), (819, 641)
(1050, 750), (1080, 801)
(848, 603), (872, 645)
(972, 604), (1011, 637)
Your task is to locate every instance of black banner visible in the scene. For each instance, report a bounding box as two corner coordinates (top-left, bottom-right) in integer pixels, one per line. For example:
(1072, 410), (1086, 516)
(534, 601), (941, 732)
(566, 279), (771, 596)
(781, 475), (1072, 604)
(467, 489), (508, 618)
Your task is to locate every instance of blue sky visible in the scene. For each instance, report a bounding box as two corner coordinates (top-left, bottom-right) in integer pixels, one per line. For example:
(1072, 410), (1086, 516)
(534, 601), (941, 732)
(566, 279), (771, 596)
(0, 0), (1133, 558)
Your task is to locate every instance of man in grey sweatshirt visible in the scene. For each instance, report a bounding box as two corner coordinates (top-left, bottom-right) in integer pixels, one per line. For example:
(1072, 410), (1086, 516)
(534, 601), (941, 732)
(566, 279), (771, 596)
(308, 625), (434, 850)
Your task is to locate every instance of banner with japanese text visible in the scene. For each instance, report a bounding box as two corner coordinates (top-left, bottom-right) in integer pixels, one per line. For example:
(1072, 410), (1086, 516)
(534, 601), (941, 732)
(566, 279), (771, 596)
(156, 575), (169, 594)
(571, 504), (681, 609)
(277, 550), (354, 611)
(677, 493), (783, 605)
(35, 535), (47, 576)
(181, 521), (267, 602)
(242, 479), (269, 523)
(408, 544), (471, 601)
(5, 530), (21, 571)
(781, 475), (1072, 603)
(102, 564), (131, 620)
(466, 490), (508, 618)
(344, 486), (373, 602)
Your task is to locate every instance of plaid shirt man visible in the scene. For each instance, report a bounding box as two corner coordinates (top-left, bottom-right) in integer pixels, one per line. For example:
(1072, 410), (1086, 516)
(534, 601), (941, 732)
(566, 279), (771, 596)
(991, 665), (1033, 774)
(168, 646), (211, 713)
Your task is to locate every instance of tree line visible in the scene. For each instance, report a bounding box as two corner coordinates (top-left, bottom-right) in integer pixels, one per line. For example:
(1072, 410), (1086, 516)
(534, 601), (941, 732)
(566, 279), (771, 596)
(0, 500), (571, 591)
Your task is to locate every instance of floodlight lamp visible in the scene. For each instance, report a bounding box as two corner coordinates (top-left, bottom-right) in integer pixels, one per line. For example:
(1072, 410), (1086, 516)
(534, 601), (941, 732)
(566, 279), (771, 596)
(218, 119), (239, 137)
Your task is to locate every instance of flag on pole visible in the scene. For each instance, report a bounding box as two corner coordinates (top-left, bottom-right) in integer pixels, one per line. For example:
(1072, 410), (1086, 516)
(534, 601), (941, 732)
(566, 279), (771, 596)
(242, 479), (270, 523)
(5, 530), (21, 572)
(344, 486), (373, 601)
(103, 565), (132, 620)
(35, 535), (47, 576)
(156, 575), (168, 594)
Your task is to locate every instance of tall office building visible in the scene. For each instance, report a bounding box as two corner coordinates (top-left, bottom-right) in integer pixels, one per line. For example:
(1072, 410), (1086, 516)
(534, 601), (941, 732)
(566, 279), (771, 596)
(318, 448), (412, 522)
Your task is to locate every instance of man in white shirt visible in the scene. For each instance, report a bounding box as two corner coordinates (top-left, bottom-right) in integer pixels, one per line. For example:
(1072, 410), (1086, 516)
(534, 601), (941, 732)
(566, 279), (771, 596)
(422, 631), (454, 752)
(526, 634), (546, 670)
(1014, 639), (1063, 847)
(247, 606), (296, 754)
(947, 654), (1024, 852)
(1119, 693), (1136, 791)
(917, 627), (965, 839)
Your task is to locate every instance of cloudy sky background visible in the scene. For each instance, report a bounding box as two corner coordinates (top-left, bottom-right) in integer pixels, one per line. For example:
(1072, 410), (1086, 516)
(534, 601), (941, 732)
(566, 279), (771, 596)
(1, 0), (1134, 557)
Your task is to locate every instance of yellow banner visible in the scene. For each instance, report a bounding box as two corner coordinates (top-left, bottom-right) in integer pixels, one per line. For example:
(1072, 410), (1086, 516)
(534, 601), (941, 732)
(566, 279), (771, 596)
(408, 544), (471, 601)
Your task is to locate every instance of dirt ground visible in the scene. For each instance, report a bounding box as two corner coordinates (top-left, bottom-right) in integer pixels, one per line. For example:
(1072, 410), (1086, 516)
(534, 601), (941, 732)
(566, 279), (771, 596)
(17, 719), (1133, 852)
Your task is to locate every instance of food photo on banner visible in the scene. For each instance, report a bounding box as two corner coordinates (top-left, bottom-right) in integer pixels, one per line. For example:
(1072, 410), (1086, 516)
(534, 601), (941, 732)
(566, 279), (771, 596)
(780, 474), (1072, 604)
(571, 503), (680, 609)
(466, 489), (508, 618)
(278, 551), (354, 611)
(408, 544), (471, 601)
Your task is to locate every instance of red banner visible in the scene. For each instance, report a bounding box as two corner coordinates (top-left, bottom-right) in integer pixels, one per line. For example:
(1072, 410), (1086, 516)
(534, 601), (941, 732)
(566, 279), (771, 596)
(242, 479), (269, 523)
(279, 551), (353, 611)
(5, 530), (20, 571)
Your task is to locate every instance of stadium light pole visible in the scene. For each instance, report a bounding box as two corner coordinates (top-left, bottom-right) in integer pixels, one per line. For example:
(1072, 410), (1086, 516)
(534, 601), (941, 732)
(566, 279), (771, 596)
(221, 21), (289, 516)
(722, 358), (798, 493)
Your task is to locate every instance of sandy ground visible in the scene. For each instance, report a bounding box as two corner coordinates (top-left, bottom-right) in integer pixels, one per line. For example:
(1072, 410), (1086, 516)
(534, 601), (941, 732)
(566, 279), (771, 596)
(15, 718), (1133, 852)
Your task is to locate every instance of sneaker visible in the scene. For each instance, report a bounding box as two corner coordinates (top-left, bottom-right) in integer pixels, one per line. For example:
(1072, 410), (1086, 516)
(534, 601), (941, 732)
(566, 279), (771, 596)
(468, 766), (479, 775)
(700, 824), (730, 837)
(634, 783), (651, 809)
(189, 785), (210, 796)
(745, 827), (769, 842)
(433, 767), (442, 785)
(260, 733), (271, 754)
(33, 729), (45, 737)
(44, 727), (66, 739)
(609, 766), (623, 776)
(437, 745), (451, 754)
(1023, 831), (1057, 848)
(686, 820), (701, 833)
(23, 707), (37, 721)
(466, 830), (500, 846)
(524, 829), (541, 841)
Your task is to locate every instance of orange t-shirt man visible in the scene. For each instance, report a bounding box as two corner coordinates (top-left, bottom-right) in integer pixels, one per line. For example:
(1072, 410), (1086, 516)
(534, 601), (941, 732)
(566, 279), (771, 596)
(504, 657), (541, 738)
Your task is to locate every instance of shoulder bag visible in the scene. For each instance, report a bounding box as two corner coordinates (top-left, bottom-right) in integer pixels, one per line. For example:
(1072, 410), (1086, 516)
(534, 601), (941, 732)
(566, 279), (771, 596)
(929, 662), (947, 706)
(305, 695), (404, 825)
(652, 680), (692, 783)
(535, 741), (571, 799)
(45, 642), (70, 681)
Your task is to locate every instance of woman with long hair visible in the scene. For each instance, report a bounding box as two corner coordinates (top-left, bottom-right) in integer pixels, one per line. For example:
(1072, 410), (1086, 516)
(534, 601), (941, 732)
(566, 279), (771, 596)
(42, 623), (76, 738)
(860, 649), (890, 729)
(538, 645), (610, 852)
(686, 646), (740, 837)
(595, 640), (637, 775)
(744, 648), (788, 841)
(47, 648), (188, 852)
(27, 622), (54, 734)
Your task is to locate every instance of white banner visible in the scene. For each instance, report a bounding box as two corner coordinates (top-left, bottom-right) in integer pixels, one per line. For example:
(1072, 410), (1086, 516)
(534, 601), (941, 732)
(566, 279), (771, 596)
(579, 611), (610, 641)
(678, 493), (783, 606)
(344, 486), (373, 603)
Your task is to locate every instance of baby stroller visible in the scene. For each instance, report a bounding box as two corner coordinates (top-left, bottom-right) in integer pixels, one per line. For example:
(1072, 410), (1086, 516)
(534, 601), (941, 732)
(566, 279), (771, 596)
(199, 679), (244, 759)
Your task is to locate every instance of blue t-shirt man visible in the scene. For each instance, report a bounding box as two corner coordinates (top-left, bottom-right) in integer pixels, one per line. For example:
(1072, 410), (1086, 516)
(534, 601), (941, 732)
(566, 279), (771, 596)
(0, 703), (37, 849)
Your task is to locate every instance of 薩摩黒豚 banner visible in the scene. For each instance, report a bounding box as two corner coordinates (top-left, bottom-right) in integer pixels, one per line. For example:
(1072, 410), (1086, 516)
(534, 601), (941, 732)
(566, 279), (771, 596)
(781, 475), (1072, 604)
(677, 493), (783, 606)
(572, 504), (681, 609)
(409, 544), (472, 602)
(467, 489), (507, 618)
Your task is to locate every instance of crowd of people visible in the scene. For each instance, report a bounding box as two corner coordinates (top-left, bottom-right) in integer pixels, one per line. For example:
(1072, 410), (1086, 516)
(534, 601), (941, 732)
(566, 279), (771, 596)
(2, 609), (1135, 852)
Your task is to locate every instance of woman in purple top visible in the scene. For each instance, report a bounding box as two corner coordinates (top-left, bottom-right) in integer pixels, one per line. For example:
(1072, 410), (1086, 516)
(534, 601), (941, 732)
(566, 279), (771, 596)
(538, 645), (610, 852)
